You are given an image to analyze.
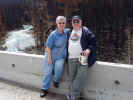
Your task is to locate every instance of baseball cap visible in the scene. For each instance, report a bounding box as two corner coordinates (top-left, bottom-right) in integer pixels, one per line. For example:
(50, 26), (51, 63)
(72, 15), (81, 21)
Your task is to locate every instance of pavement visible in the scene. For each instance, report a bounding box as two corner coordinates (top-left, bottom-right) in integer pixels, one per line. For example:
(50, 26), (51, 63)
(0, 81), (67, 100)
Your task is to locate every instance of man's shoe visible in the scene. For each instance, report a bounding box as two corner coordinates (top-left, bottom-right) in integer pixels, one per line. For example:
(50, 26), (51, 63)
(53, 81), (59, 88)
(71, 95), (79, 100)
(66, 94), (71, 100)
(67, 95), (78, 100)
(40, 89), (48, 98)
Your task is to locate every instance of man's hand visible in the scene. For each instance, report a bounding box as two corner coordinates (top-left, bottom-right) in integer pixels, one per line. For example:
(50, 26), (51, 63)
(82, 49), (91, 57)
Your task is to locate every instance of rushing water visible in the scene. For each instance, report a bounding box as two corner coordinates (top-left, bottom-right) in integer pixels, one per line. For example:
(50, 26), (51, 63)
(3, 25), (35, 53)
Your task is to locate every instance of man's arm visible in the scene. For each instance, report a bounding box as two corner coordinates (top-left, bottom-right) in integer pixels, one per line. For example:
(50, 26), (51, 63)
(82, 27), (96, 57)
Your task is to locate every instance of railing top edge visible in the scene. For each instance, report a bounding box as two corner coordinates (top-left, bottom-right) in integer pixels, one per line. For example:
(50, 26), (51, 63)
(96, 61), (133, 69)
(0, 50), (44, 58)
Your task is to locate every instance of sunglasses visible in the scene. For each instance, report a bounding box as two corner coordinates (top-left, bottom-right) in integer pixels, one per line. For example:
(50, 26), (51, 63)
(72, 20), (80, 24)
(58, 22), (65, 24)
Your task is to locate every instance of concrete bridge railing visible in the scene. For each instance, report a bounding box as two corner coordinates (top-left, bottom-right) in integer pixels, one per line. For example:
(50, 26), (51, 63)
(0, 51), (133, 100)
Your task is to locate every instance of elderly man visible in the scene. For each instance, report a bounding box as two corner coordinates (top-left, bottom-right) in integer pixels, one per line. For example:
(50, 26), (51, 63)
(66, 15), (96, 100)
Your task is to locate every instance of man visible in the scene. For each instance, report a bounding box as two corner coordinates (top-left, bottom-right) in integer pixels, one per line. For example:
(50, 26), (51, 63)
(67, 15), (96, 100)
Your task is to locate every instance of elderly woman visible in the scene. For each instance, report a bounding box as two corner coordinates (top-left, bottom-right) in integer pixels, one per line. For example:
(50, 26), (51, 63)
(40, 16), (68, 97)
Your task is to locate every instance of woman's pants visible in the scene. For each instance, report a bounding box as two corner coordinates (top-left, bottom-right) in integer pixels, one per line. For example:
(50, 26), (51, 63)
(42, 57), (65, 90)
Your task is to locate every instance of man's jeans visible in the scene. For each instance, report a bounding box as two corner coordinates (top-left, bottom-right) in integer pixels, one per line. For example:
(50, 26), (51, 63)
(68, 58), (88, 98)
(42, 56), (65, 90)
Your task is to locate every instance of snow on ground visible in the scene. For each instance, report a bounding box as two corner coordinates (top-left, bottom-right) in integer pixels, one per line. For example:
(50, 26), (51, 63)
(3, 25), (35, 53)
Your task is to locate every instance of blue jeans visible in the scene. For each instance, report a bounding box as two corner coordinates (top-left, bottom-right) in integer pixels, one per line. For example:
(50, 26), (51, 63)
(42, 55), (65, 90)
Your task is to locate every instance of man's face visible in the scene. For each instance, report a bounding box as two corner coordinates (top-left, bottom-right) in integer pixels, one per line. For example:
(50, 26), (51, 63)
(72, 19), (82, 29)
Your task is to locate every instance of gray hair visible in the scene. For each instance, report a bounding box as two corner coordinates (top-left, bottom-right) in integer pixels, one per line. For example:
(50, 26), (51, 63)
(56, 16), (66, 24)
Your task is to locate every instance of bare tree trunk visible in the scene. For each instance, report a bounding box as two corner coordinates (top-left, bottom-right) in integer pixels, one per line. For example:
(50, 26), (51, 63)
(0, 8), (6, 40)
(31, 0), (55, 54)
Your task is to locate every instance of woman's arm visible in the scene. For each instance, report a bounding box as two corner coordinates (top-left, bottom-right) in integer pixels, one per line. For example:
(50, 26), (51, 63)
(46, 46), (52, 64)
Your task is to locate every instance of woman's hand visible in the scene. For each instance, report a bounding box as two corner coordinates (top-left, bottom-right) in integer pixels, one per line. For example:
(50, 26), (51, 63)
(48, 58), (52, 64)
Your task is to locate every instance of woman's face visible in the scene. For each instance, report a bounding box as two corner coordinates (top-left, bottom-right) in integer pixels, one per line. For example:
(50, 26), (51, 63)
(57, 19), (66, 32)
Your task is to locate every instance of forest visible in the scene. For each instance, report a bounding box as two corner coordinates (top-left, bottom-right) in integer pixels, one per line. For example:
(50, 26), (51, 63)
(0, 0), (133, 64)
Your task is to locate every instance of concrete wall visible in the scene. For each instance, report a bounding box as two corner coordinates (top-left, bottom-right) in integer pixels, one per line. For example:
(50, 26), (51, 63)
(0, 51), (133, 100)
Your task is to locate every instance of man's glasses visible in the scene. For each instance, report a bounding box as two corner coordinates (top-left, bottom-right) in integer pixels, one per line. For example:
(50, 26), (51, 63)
(72, 20), (80, 24)
(58, 22), (65, 24)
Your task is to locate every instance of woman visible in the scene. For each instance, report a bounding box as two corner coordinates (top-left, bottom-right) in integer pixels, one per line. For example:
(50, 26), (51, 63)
(40, 16), (68, 97)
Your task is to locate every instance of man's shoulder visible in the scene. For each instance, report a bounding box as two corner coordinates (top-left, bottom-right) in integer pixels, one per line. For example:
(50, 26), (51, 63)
(82, 26), (88, 31)
(64, 28), (71, 33)
(82, 26), (95, 38)
(64, 28), (72, 38)
(82, 26), (92, 34)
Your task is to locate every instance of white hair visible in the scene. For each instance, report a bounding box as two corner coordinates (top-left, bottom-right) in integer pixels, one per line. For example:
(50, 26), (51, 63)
(56, 16), (66, 24)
